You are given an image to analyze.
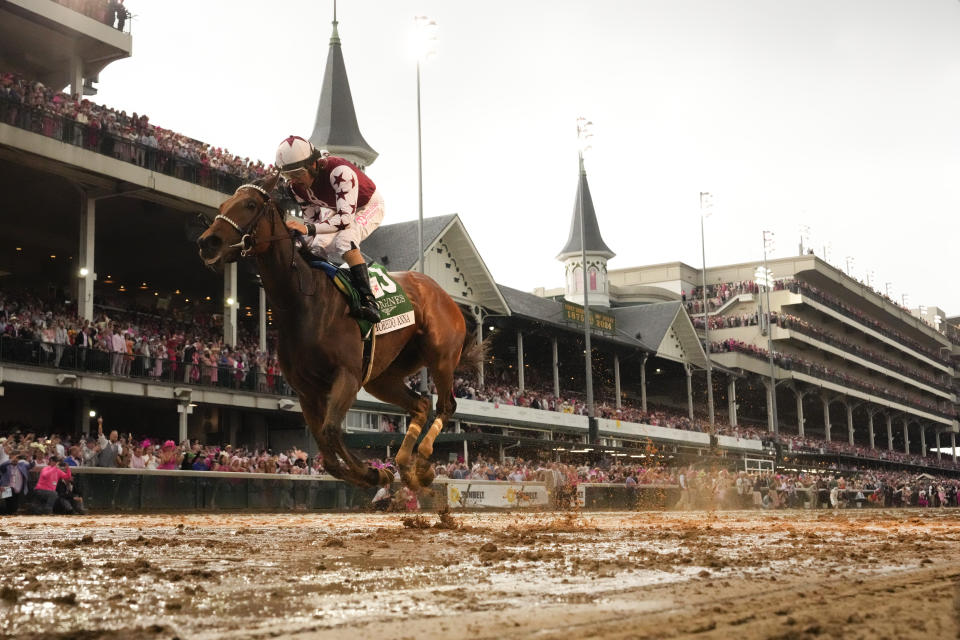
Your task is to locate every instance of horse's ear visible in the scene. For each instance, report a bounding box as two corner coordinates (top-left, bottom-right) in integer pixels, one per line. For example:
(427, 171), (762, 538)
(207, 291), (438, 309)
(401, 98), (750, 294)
(262, 172), (280, 194)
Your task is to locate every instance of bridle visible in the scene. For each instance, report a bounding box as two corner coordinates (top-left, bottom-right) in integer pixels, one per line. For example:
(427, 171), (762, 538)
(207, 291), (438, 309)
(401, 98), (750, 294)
(210, 182), (319, 297)
(213, 183), (290, 257)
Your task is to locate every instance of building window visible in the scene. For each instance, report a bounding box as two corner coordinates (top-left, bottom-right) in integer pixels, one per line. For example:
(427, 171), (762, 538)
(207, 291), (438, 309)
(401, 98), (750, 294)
(589, 267), (598, 292)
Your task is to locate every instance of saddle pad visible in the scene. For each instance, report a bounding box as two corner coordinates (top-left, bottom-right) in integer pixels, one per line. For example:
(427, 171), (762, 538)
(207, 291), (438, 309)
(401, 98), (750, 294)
(310, 260), (415, 338)
(367, 264), (416, 336)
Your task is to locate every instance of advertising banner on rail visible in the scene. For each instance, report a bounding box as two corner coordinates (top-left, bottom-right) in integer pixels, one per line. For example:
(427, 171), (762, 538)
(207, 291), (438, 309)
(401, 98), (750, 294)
(445, 481), (549, 509)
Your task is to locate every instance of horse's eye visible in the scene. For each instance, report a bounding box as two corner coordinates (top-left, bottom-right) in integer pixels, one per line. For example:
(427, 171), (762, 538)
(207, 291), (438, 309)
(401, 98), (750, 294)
(245, 200), (257, 210)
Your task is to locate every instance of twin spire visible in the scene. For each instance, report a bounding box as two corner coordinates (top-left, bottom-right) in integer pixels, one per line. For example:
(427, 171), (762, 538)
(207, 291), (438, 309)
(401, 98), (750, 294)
(308, 0), (378, 170)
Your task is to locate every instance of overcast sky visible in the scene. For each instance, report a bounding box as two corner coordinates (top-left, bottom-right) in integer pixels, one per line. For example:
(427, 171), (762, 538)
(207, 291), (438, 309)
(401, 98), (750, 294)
(96, 0), (960, 315)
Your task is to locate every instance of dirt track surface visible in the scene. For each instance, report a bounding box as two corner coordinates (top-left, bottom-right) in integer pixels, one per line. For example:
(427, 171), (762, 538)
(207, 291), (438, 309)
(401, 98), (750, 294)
(1, 509), (959, 639)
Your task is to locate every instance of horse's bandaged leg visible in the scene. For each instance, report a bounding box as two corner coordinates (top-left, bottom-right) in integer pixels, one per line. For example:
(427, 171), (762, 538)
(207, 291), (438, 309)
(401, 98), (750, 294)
(395, 422), (422, 468)
(416, 417), (445, 459)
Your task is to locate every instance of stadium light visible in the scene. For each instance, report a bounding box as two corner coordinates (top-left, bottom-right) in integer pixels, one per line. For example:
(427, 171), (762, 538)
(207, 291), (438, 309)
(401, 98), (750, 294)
(226, 297), (236, 307)
(699, 191), (715, 428)
(758, 231), (778, 433)
(88, 410), (96, 418)
(577, 116), (596, 442)
(79, 267), (89, 277)
(414, 15), (437, 396)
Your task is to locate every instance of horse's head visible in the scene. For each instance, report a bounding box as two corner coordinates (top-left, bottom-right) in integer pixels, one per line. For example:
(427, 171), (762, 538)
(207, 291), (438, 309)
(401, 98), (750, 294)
(197, 173), (281, 269)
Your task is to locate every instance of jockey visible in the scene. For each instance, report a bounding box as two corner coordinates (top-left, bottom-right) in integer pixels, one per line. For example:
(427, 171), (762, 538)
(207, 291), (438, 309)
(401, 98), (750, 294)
(275, 135), (384, 324)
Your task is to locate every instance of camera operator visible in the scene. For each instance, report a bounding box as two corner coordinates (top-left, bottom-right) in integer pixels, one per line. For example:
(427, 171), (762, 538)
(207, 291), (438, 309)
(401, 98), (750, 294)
(31, 456), (72, 514)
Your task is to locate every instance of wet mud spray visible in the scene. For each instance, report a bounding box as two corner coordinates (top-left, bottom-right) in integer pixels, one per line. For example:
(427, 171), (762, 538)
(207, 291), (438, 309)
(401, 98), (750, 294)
(1, 510), (959, 639)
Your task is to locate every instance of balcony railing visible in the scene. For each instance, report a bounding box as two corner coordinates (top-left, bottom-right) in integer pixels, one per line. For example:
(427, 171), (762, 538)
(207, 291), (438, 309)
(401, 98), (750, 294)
(0, 335), (295, 397)
(0, 96), (247, 195)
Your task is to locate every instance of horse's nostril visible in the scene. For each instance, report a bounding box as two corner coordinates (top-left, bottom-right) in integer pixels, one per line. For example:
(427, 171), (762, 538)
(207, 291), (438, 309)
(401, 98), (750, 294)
(198, 235), (222, 251)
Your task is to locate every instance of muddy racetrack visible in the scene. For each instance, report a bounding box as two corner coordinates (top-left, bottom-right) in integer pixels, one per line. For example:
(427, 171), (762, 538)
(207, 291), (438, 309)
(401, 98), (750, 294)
(1, 509), (959, 639)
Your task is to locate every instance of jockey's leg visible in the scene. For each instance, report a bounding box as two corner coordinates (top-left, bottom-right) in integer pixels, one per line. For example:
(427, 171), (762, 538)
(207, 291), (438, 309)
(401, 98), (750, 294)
(344, 243), (381, 324)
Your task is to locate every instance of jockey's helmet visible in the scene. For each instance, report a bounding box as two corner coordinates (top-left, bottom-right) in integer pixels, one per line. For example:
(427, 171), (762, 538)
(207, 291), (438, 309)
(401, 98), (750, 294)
(275, 135), (320, 181)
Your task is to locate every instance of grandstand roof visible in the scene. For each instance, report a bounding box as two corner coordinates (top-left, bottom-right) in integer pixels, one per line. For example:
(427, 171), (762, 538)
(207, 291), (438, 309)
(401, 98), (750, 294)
(557, 163), (615, 261)
(308, 14), (378, 169)
(498, 285), (663, 354)
(612, 302), (709, 368)
(362, 214), (510, 314)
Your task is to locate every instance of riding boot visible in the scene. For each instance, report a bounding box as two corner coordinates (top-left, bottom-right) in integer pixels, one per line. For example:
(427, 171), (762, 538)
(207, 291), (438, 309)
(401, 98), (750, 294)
(349, 262), (382, 324)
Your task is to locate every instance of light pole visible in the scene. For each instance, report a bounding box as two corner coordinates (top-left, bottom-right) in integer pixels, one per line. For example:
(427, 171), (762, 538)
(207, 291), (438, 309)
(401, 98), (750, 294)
(577, 117), (595, 440)
(845, 256), (855, 276)
(414, 15), (437, 394)
(699, 192), (715, 428)
(756, 230), (779, 433)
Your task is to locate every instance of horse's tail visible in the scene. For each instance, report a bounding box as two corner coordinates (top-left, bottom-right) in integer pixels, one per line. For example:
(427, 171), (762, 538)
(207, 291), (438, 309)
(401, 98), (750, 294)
(455, 313), (488, 380)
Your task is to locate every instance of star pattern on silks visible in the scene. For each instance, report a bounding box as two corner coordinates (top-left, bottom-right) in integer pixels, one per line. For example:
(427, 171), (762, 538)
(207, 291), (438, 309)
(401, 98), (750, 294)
(334, 221), (349, 231)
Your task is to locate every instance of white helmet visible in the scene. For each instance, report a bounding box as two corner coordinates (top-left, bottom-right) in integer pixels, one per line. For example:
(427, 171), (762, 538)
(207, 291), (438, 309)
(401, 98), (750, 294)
(275, 135), (318, 173)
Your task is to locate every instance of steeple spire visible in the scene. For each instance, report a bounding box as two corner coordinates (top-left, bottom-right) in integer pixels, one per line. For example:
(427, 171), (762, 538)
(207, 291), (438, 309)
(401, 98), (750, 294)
(308, 1), (378, 169)
(557, 164), (615, 260)
(558, 159), (615, 307)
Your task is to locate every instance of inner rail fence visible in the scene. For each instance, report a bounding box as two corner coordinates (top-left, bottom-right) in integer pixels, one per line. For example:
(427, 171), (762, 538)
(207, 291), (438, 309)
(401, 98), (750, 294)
(12, 469), (956, 513)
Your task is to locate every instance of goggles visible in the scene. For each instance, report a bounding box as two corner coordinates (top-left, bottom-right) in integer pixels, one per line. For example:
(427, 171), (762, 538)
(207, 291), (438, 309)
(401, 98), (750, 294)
(279, 166), (311, 182)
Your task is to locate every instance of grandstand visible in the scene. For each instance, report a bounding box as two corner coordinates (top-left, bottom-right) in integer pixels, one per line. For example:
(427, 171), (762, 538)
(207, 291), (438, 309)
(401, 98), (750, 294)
(1, 1), (958, 482)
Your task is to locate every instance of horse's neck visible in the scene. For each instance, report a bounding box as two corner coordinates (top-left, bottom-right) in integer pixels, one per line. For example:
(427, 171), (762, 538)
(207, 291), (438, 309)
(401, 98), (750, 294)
(254, 233), (340, 336)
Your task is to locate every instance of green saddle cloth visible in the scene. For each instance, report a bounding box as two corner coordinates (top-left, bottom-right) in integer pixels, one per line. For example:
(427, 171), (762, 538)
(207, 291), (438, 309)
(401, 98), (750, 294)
(324, 262), (414, 340)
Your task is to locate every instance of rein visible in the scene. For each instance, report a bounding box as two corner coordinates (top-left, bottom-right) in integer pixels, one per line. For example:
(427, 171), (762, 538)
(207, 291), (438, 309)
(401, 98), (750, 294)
(213, 183), (318, 297)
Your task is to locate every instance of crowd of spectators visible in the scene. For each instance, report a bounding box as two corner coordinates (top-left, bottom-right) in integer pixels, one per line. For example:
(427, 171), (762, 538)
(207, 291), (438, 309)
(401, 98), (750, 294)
(0, 72), (268, 193)
(686, 277), (954, 366)
(6, 423), (960, 514)
(0, 291), (289, 394)
(695, 310), (951, 391)
(710, 338), (954, 419)
(53, 0), (129, 30)
(678, 467), (960, 510)
(683, 279), (789, 315)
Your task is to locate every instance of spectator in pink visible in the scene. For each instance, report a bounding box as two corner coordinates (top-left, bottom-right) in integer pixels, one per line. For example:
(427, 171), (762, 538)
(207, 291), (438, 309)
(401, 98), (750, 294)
(32, 456), (72, 514)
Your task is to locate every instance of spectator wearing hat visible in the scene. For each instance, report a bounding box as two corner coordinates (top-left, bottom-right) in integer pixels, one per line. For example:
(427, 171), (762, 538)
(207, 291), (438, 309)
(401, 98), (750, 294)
(156, 440), (180, 470)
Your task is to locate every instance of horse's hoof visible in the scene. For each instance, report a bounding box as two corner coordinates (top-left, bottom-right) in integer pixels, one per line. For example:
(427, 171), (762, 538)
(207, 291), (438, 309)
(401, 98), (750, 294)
(415, 456), (435, 488)
(377, 468), (395, 486)
(397, 463), (421, 491)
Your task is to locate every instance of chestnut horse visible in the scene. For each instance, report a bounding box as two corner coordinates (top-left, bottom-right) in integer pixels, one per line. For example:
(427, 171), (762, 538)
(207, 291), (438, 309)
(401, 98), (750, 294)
(197, 174), (481, 490)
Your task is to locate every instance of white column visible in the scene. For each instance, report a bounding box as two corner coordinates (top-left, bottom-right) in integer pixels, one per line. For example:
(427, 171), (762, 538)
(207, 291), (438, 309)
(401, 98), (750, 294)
(794, 388), (805, 437)
(516, 330), (524, 393)
(177, 403), (189, 442)
(822, 397), (832, 442)
(846, 403), (854, 446)
(886, 414), (893, 451)
(258, 287), (267, 352)
(77, 193), (96, 321)
(463, 439), (469, 465)
(476, 319), (485, 390)
(920, 425), (926, 458)
(952, 432), (956, 463)
(68, 56), (83, 98)
(727, 377), (737, 427)
(223, 263), (238, 346)
(552, 337), (560, 399)
(903, 419), (910, 455)
(640, 355), (648, 412)
(614, 353), (621, 409)
(685, 365), (694, 420)
(867, 412), (875, 450)
(765, 380), (775, 432)
(935, 431), (941, 460)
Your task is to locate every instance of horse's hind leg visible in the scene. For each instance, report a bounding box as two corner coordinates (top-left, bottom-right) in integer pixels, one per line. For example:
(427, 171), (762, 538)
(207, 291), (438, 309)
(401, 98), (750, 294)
(363, 373), (431, 491)
(414, 359), (458, 487)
